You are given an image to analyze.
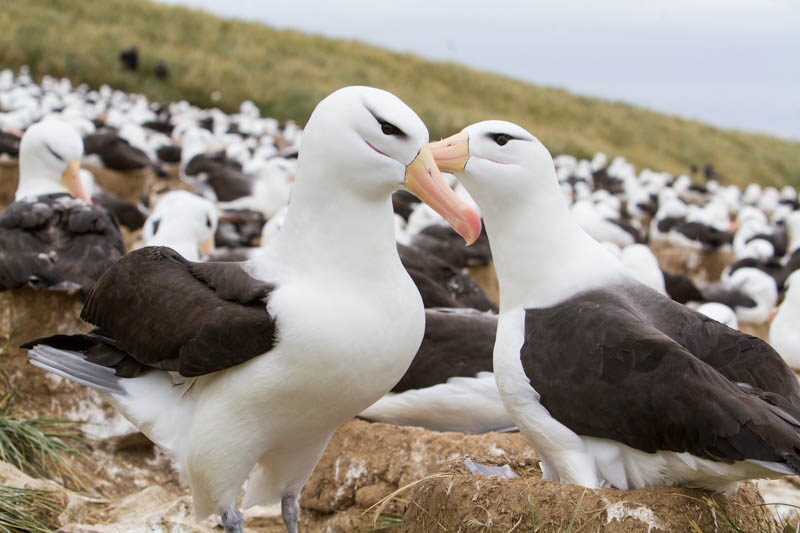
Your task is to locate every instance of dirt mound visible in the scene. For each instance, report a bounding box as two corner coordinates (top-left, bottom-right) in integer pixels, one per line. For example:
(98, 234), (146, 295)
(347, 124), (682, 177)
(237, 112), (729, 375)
(402, 461), (770, 532)
(303, 419), (536, 515)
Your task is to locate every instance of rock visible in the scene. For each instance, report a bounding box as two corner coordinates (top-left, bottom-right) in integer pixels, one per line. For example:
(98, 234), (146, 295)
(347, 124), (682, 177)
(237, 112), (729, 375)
(0, 460), (96, 527)
(401, 460), (773, 532)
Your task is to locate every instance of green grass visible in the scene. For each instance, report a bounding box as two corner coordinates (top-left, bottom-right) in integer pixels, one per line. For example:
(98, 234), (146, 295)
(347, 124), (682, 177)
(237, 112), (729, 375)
(0, 486), (62, 533)
(0, 385), (88, 490)
(1, 0), (799, 187)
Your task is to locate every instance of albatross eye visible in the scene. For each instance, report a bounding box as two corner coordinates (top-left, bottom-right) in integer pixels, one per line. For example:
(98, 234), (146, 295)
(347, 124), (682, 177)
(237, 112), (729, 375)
(381, 122), (400, 136)
(491, 134), (511, 146)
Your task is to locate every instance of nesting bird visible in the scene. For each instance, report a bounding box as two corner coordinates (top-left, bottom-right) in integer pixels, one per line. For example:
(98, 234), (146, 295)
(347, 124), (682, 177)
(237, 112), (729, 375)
(0, 120), (125, 297)
(143, 190), (218, 261)
(430, 120), (800, 491)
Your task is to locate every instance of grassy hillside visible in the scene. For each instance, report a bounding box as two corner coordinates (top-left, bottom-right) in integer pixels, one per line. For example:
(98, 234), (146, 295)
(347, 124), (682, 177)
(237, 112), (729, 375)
(1, 0), (798, 187)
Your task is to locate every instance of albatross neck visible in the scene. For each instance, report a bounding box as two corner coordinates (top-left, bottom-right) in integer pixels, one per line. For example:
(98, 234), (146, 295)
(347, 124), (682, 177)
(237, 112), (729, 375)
(268, 164), (401, 279)
(482, 185), (622, 311)
(16, 156), (69, 200)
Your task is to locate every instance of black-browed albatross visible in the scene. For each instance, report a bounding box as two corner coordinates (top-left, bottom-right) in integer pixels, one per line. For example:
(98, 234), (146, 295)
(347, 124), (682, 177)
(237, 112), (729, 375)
(24, 87), (482, 533)
(429, 120), (800, 491)
(0, 120), (125, 297)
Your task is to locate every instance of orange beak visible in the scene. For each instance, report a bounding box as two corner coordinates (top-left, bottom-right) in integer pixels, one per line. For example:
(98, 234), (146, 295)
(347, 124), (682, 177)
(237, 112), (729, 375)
(428, 131), (470, 174)
(200, 236), (215, 256)
(61, 161), (92, 204)
(404, 145), (481, 245)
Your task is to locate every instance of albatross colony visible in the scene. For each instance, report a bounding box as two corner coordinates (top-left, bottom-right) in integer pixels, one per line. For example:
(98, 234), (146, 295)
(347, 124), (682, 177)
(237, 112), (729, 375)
(430, 120), (800, 492)
(23, 86), (481, 533)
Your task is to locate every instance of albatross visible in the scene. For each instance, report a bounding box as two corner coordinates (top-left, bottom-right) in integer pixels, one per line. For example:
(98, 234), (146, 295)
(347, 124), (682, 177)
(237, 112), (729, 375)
(429, 120), (800, 491)
(0, 119), (125, 297)
(24, 87), (481, 533)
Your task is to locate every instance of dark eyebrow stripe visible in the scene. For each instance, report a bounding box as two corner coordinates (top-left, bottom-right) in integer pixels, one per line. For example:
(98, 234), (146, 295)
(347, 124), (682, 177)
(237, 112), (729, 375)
(364, 104), (408, 138)
(44, 142), (65, 162)
(486, 132), (527, 141)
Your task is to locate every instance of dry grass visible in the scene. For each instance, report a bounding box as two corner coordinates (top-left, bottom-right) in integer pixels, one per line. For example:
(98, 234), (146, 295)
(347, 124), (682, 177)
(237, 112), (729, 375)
(0, 486), (62, 533)
(1, 0), (799, 187)
(0, 382), (89, 490)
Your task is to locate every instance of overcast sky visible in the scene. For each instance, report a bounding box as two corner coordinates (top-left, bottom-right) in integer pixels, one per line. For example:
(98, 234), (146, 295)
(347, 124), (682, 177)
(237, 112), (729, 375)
(158, 0), (799, 141)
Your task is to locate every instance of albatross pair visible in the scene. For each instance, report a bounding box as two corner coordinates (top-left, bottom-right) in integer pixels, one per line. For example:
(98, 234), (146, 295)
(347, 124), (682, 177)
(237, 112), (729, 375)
(430, 121), (800, 491)
(24, 87), (481, 533)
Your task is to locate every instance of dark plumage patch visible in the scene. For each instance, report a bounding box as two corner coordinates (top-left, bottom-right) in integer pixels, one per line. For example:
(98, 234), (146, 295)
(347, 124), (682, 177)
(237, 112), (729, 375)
(25, 246), (277, 378)
(155, 144), (181, 163)
(0, 194), (125, 298)
(142, 121), (175, 136)
(391, 190), (420, 221)
(0, 131), (21, 157)
(521, 283), (800, 469)
(591, 168), (625, 195)
(398, 243), (497, 312)
(700, 283), (758, 309)
(746, 231), (787, 258)
(184, 154), (252, 201)
(91, 190), (147, 230)
(726, 257), (788, 291)
(671, 221), (733, 250)
(656, 216), (684, 234)
(84, 131), (165, 176)
(393, 308), (497, 392)
(608, 218), (647, 244)
(410, 225), (492, 268)
(662, 270), (703, 304)
(215, 209), (265, 248)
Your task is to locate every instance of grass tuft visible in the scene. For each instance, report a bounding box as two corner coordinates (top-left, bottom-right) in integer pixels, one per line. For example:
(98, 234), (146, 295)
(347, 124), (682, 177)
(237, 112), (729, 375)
(679, 492), (796, 533)
(0, 383), (88, 490)
(0, 485), (62, 533)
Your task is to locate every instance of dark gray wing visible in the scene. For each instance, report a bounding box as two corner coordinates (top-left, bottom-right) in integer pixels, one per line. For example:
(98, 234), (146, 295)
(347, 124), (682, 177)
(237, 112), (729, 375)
(392, 308), (496, 392)
(522, 287), (800, 468)
(398, 243), (497, 312)
(699, 283), (757, 309)
(84, 131), (165, 176)
(184, 154), (253, 201)
(626, 282), (800, 404)
(91, 190), (148, 230)
(74, 246), (276, 377)
(410, 225), (492, 268)
(0, 195), (125, 297)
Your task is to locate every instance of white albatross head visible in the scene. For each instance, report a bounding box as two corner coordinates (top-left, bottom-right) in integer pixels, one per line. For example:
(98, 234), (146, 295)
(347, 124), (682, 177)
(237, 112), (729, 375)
(16, 119), (88, 202)
(143, 190), (218, 261)
(427, 120), (560, 217)
(296, 86), (481, 244)
(427, 120), (627, 309)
